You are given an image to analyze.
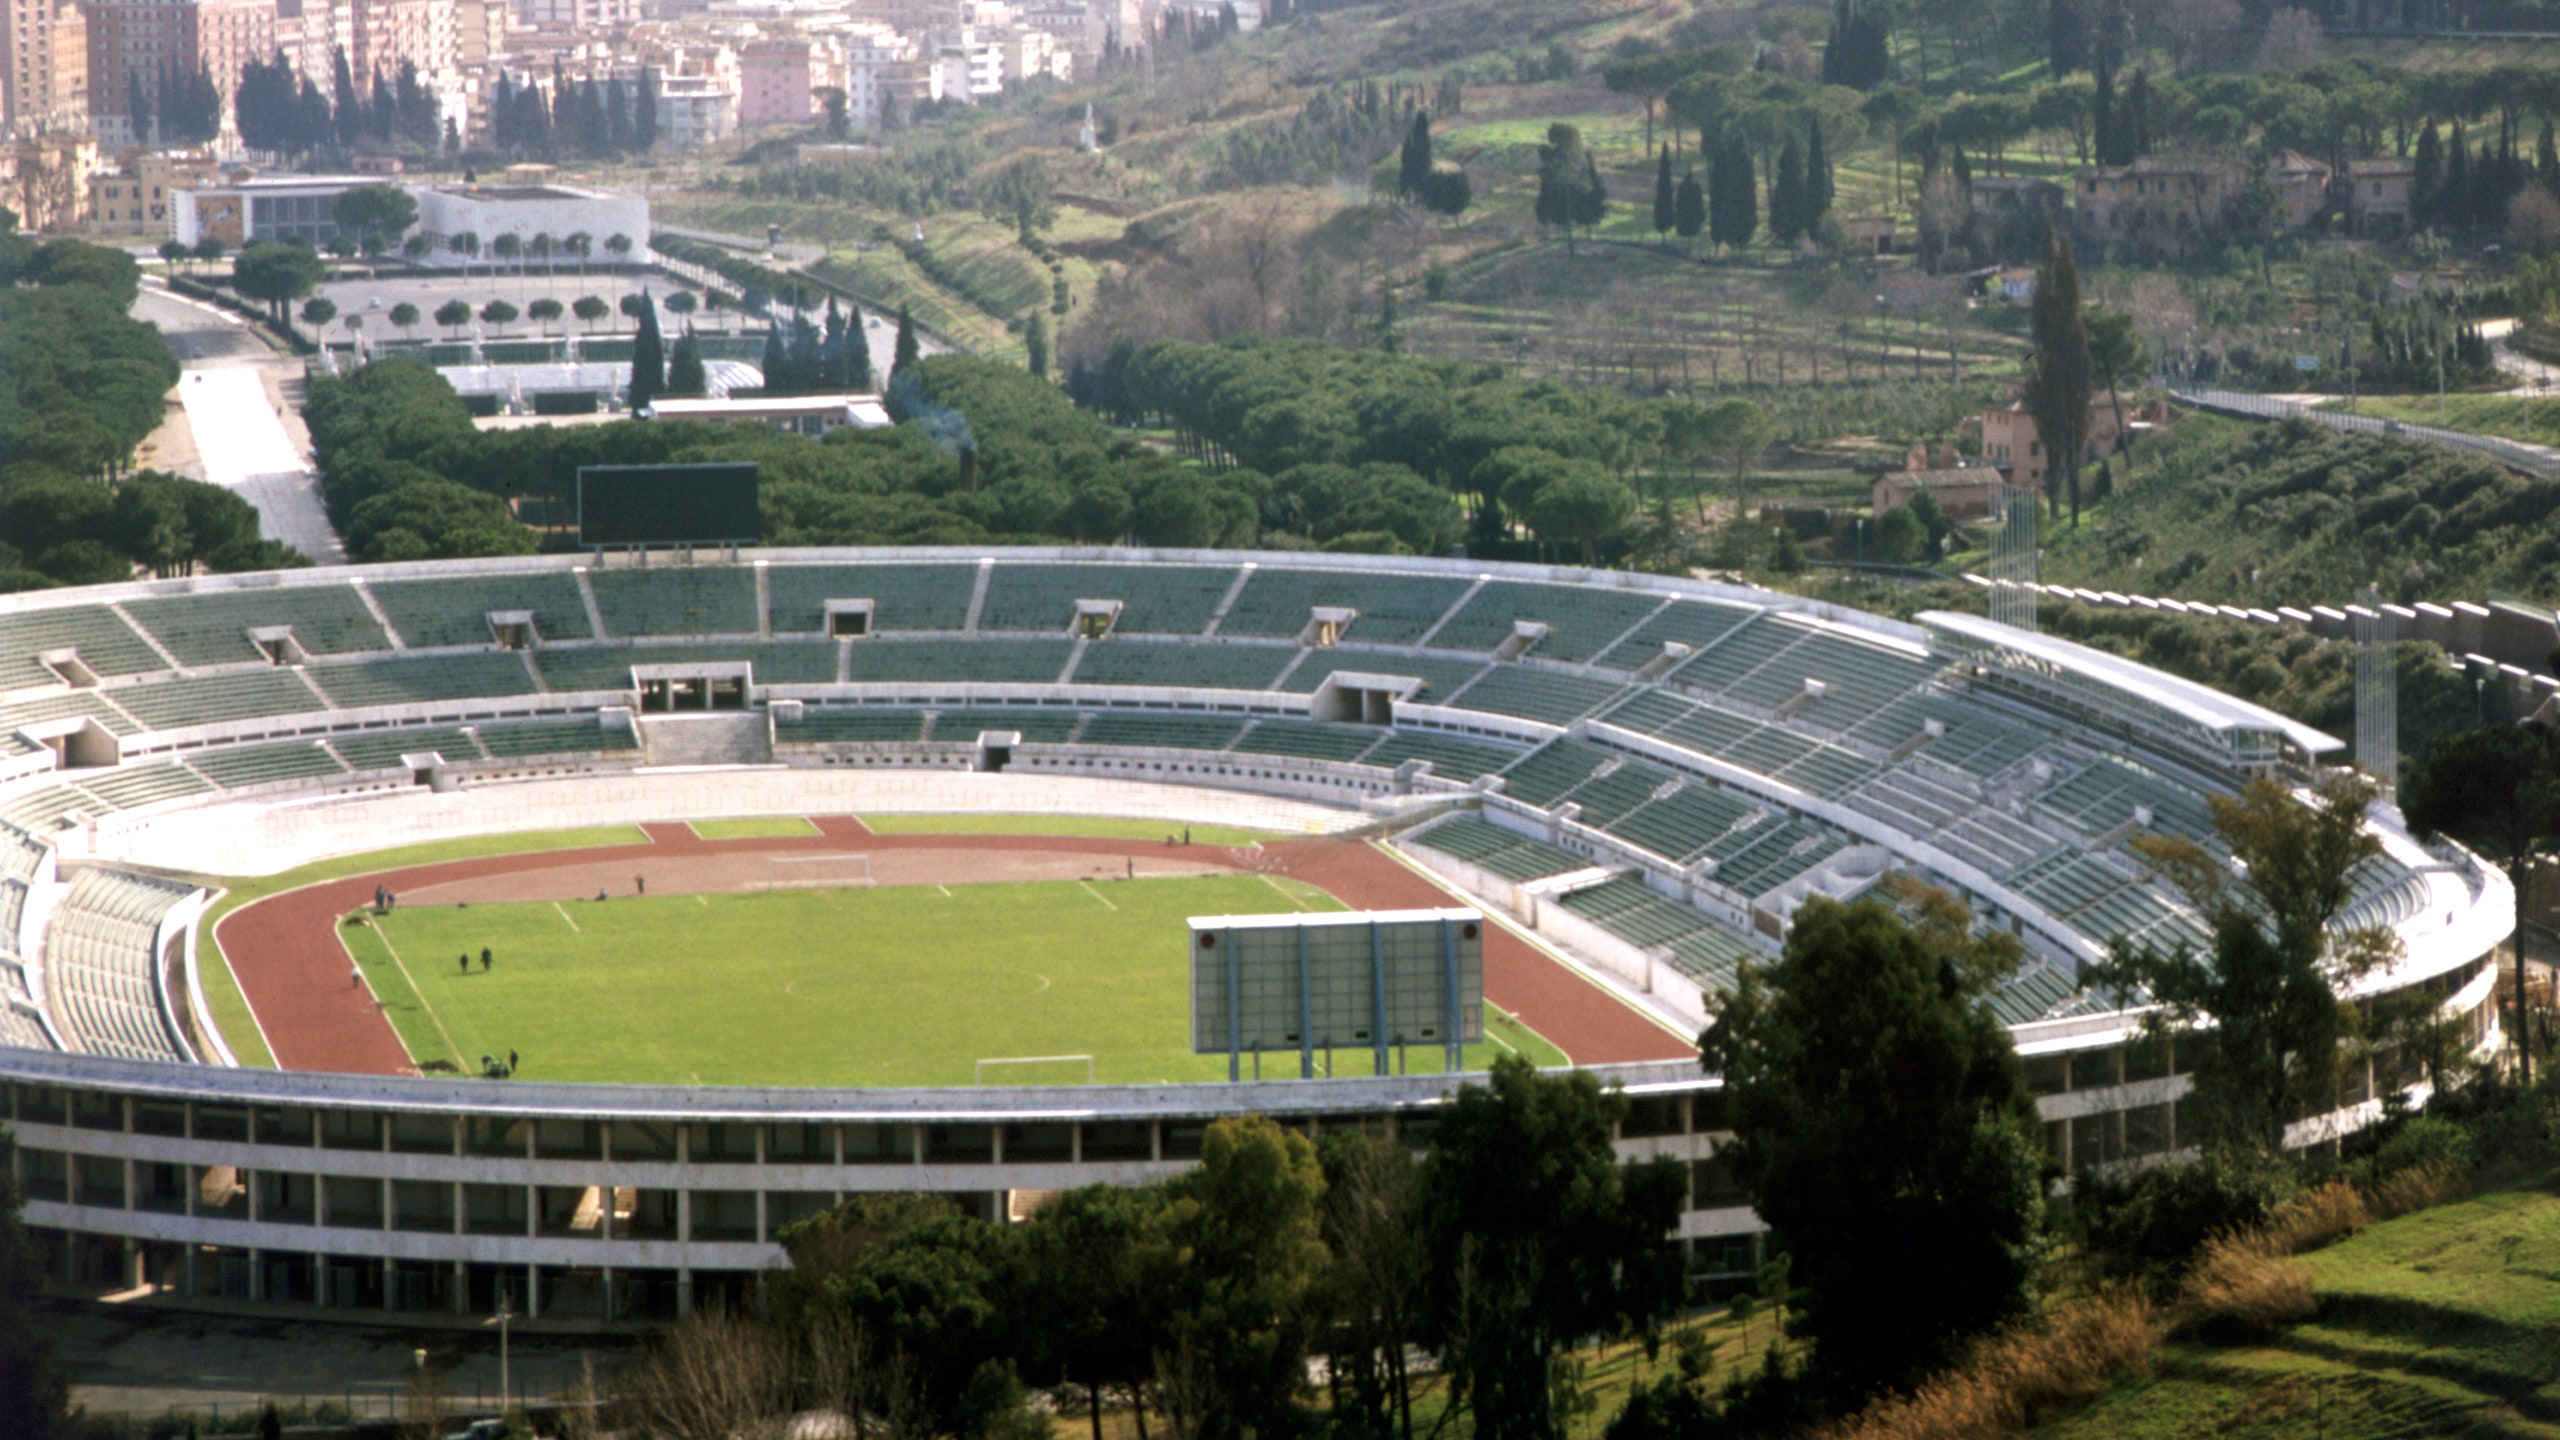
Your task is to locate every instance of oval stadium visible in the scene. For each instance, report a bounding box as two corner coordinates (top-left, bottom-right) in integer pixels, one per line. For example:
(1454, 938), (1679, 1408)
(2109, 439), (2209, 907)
(0, 547), (2510, 1324)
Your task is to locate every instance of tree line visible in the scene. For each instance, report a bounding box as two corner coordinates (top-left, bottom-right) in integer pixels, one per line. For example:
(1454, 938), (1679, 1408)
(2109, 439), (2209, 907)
(235, 51), (444, 158)
(491, 64), (662, 161)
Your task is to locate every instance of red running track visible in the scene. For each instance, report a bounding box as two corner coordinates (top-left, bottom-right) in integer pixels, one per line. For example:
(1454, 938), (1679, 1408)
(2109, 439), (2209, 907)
(214, 821), (1695, 1076)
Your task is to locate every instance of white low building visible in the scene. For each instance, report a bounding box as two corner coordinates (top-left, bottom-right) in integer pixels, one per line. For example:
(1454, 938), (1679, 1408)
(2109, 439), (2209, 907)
(409, 183), (652, 263)
(644, 393), (892, 434)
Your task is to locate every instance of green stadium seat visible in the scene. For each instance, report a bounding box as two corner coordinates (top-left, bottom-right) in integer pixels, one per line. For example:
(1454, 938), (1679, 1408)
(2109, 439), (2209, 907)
(1448, 668), (1624, 726)
(977, 562), (1241, 634)
(936, 707), (1082, 743)
(331, 727), (482, 772)
(844, 640), (1071, 686)
(0, 690), (143, 739)
(1593, 599), (1758, 671)
(775, 708), (928, 744)
(1428, 582), (1668, 663)
(1075, 713), (1248, 751)
(0, 605), (164, 689)
(473, 717), (632, 759)
(123, 585), (389, 667)
(1075, 642), (1294, 691)
(72, 762), (213, 813)
(1218, 568), (1473, 645)
(112, 670), (329, 731)
(368, 573), (594, 649)
(1410, 815), (1584, 882)
(589, 566), (759, 636)
(188, 742), (350, 788)
(1356, 730), (1525, 782)
(1283, 652), (1487, 704)
(309, 653), (541, 709)
(767, 563), (978, 633)
(1230, 721), (1388, 763)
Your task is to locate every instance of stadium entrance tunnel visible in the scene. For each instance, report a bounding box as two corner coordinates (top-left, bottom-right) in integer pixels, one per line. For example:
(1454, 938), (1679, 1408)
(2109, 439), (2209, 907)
(635, 662), (752, 713)
(976, 729), (1021, 772)
(1311, 672), (1424, 725)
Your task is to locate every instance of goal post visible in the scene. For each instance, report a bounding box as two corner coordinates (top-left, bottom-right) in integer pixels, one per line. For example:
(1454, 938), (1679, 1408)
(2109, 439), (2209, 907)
(765, 853), (873, 891)
(975, 1054), (1096, 1087)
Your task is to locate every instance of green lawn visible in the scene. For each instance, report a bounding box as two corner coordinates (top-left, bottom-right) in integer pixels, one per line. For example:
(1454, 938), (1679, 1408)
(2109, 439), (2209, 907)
(2318, 391), (2560, 446)
(691, 816), (820, 839)
(859, 813), (1290, 846)
(193, 825), (653, 1068)
(2033, 1173), (2560, 1440)
(356, 873), (1564, 1086)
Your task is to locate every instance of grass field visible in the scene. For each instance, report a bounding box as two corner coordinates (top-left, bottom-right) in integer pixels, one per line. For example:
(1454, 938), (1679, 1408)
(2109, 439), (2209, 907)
(2032, 1172), (2560, 1440)
(859, 813), (1287, 846)
(351, 873), (1564, 1086)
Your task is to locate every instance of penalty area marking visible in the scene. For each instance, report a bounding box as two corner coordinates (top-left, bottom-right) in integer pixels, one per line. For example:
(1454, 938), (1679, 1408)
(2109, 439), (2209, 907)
(551, 901), (581, 933)
(1255, 873), (1312, 911)
(1077, 881), (1117, 911)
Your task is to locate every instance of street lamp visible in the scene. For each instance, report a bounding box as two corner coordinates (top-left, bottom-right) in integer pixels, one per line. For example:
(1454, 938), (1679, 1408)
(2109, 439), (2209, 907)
(487, 1290), (516, 1411)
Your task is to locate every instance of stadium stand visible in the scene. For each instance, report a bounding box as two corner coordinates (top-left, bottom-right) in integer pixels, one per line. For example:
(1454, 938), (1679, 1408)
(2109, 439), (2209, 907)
(309, 653), (541, 709)
(1448, 667), (1625, 726)
(936, 707), (1083, 744)
(0, 785), (89, 833)
(0, 690), (141, 741)
(331, 727), (483, 772)
(1284, 653), (1487, 703)
(122, 586), (389, 667)
(1427, 582), (1668, 664)
(474, 717), (637, 760)
(843, 639), (1072, 686)
(1076, 713), (1249, 751)
(43, 868), (194, 1062)
(1550, 877), (1760, 992)
(1409, 815), (1585, 882)
(72, 763), (213, 814)
(1593, 599), (1758, 671)
(767, 564), (978, 633)
(0, 606), (164, 689)
(1073, 641), (1296, 691)
(977, 563), (1239, 634)
(1603, 784), (1760, 865)
(1494, 739), (1615, 808)
(111, 670), (328, 732)
(368, 573), (594, 648)
(1230, 721), (1390, 763)
(1356, 731), (1526, 782)
(1218, 568), (1473, 645)
(187, 742), (351, 788)
(589, 567), (760, 637)
(775, 708), (928, 744)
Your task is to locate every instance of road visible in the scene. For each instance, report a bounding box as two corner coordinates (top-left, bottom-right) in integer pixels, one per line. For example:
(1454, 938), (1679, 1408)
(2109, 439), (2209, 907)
(132, 282), (347, 564)
(2174, 385), (2560, 480)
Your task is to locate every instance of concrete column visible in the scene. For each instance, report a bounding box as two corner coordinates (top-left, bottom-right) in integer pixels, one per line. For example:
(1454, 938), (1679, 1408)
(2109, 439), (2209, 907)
(451, 1259), (468, 1316)
(676, 1268), (693, 1318)
(526, 1263), (541, 1321)
(249, 1247), (265, 1303)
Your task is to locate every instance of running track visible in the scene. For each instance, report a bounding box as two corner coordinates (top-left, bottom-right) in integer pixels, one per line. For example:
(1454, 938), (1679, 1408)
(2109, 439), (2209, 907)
(214, 820), (1696, 1076)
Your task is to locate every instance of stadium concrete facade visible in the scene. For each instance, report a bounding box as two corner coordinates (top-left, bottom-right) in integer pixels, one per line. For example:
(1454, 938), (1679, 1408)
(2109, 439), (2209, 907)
(0, 548), (2512, 1325)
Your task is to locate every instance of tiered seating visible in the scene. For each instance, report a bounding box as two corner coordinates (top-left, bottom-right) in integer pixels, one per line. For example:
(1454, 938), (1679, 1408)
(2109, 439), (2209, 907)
(0, 823), (49, 881)
(1427, 582), (1667, 664)
(188, 742), (349, 788)
(1712, 824), (1844, 897)
(331, 727), (480, 772)
(535, 648), (638, 693)
(1850, 696), (2048, 781)
(1284, 653), (1486, 704)
(1552, 877), (1759, 992)
(1987, 963), (2099, 1026)
(2336, 859), (2431, 932)
(44, 867), (193, 1062)
(0, 605), (163, 689)
(73, 763), (212, 813)
(589, 567), (759, 636)
(1357, 731), (1525, 782)
(1076, 713), (1247, 751)
(776, 708), (927, 744)
(112, 670), (327, 731)
(1768, 744), (1877, 799)
(1603, 784), (1759, 865)
(123, 586), (388, 666)
(1664, 614), (1807, 694)
(1231, 721), (1387, 763)
(0, 876), (24, 944)
(1448, 667), (1623, 726)
(1852, 765), (1976, 836)
(767, 563), (978, 633)
(1218, 568), (1472, 645)
(1410, 815), (1584, 881)
(1075, 642), (1294, 691)
(369, 573), (593, 648)
(474, 717), (633, 759)
(1496, 739), (1613, 807)
(936, 708), (1081, 743)
(1935, 810), (2057, 878)
(2037, 757), (2219, 846)
(0, 689), (141, 740)
(844, 639), (1071, 685)
(1556, 756), (1676, 827)
(650, 642), (839, 685)
(0, 785), (88, 833)
(977, 563), (1239, 634)
(1594, 599), (1758, 671)
(1719, 629), (1938, 722)
(2007, 850), (2144, 930)
(310, 652), (540, 708)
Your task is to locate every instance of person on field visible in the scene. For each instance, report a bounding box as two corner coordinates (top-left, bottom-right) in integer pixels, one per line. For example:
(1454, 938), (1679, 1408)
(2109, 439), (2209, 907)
(481, 947), (492, 971)
(350, 964), (362, 989)
(508, 1048), (519, 1072)
(636, 874), (646, 896)
(459, 954), (468, 973)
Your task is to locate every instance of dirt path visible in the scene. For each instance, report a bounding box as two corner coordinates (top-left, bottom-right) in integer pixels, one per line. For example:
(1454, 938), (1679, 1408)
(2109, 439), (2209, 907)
(217, 821), (1693, 1076)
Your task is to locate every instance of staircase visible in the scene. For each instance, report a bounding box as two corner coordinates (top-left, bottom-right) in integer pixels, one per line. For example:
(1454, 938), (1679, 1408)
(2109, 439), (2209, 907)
(637, 712), (772, 767)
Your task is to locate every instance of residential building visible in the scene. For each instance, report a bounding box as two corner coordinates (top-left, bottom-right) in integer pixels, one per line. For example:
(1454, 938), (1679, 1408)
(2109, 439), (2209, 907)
(512, 0), (639, 29)
(2342, 156), (2415, 236)
(1979, 397), (2174, 490)
(652, 66), (736, 146)
(86, 143), (215, 231)
(2268, 148), (2333, 230)
(83, 0), (279, 149)
(1, 126), (97, 227)
(2071, 156), (2246, 256)
(3, 0), (86, 135)
(1871, 463), (2011, 524)
(738, 35), (816, 126)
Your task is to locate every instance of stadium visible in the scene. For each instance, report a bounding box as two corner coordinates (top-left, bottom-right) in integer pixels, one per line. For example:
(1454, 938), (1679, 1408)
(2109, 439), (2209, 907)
(0, 547), (2512, 1326)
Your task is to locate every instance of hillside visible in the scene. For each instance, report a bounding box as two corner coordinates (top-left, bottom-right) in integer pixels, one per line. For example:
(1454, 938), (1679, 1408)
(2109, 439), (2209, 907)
(2034, 1174), (2560, 1440)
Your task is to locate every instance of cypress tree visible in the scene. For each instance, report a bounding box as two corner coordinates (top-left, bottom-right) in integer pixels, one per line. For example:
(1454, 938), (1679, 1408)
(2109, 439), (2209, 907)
(665, 329), (706, 397)
(2092, 63), (2117, 166)
(892, 304), (919, 374)
(635, 68), (660, 151)
(2125, 69), (2150, 158)
(1399, 110), (1433, 198)
(2414, 122), (2443, 225)
(1709, 136), (1756, 248)
(760, 323), (787, 393)
(1807, 121), (1834, 224)
(1571, 150), (1608, 237)
(1675, 169), (1706, 242)
(629, 290), (666, 412)
(1771, 135), (1808, 244)
(1025, 310), (1050, 379)
(847, 301), (874, 391)
(2539, 119), (2558, 193)
(2446, 122), (2472, 227)
(1951, 144), (1973, 192)
(1652, 149), (1676, 238)
(2024, 222), (2093, 530)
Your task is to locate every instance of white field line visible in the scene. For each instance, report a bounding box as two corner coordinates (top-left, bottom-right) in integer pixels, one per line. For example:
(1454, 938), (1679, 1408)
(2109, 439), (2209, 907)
(1078, 881), (1118, 911)
(364, 923), (466, 1071)
(552, 901), (582, 932)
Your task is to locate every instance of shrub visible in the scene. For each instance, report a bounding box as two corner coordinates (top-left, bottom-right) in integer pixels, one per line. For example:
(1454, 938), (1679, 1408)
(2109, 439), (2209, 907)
(2077, 1148), (2297, 1274)
(2265, 1177), (2368, 1254)
(2373, 1114), (2476, 1180)
(2180, 1229), (2314, 1333)
(1819, 1292), (2156, 1440)
(2369, 1162), (2467, 1219)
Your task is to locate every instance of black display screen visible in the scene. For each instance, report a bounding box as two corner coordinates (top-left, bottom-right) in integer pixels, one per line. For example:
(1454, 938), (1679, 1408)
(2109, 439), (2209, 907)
(577, 463), (762, 546)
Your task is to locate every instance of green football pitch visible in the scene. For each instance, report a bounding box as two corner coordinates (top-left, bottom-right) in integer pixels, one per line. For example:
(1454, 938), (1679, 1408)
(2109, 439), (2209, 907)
(347, 873), (1566, 1087)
